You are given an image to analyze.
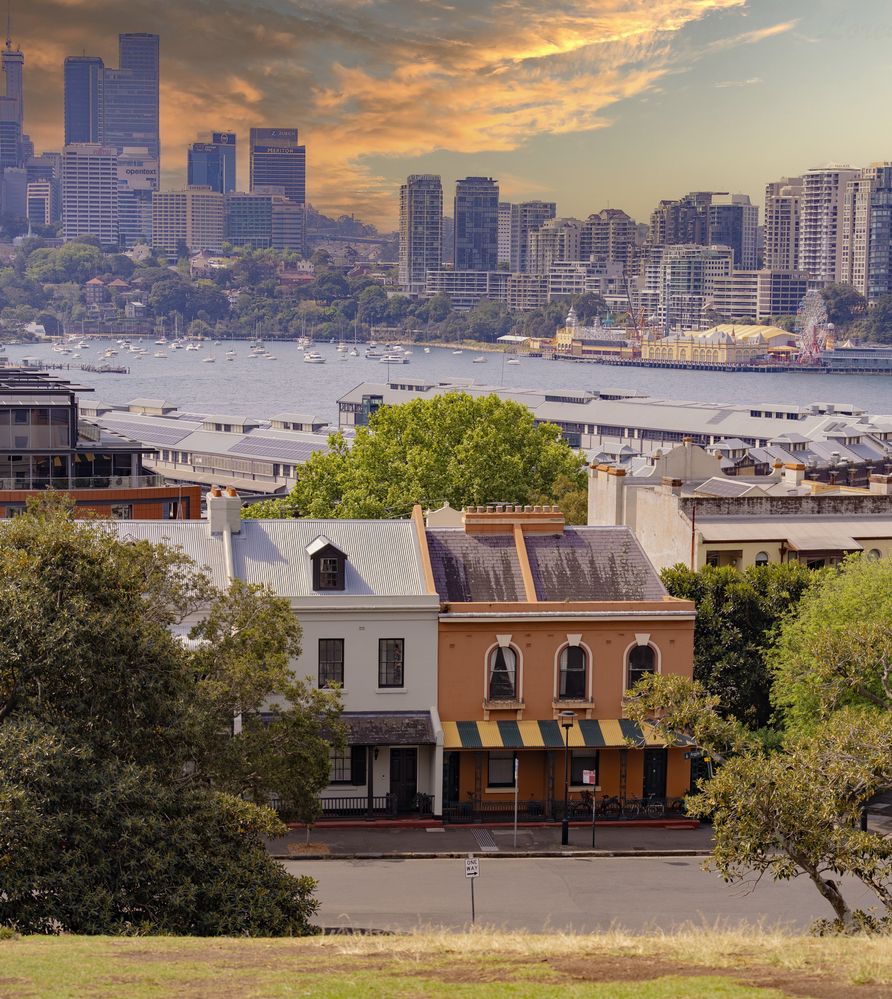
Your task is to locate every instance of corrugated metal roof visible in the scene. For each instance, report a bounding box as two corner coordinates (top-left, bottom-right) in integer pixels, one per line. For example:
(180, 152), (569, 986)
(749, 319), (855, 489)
(103, 522), (230, 589)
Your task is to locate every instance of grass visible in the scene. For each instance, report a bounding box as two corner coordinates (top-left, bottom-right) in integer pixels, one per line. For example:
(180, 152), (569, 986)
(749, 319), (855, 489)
(1, 927), (891, 998)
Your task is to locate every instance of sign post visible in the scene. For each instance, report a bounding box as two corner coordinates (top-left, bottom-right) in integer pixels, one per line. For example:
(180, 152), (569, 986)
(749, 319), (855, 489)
(582, 771), (600, 849)
(465, 855), (479, 924)
(513, 756), (519, 849)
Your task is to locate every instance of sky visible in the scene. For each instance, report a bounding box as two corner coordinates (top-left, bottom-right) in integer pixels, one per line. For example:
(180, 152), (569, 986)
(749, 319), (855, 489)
(15, 0), (892, 229)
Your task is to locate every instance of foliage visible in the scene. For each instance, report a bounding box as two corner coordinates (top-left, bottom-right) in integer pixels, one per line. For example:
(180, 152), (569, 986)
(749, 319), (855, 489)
(865, 294), (892, 344)
(820, 283), (867, 327)
(770, 555), (892, 734)
(0, 496), (342, 935)
(659, 562), (814, 728)
(26, 243), (105, 284)
(281, 393), (586, 518)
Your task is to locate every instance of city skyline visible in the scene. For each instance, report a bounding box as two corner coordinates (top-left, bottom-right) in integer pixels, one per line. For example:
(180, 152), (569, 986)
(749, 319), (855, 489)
(14, 0), (892, 228)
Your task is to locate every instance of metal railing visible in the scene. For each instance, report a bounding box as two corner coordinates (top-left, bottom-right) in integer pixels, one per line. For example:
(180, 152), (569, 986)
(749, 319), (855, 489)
(0, 474), (166, 491)
(319, 793), (398, 818)
(443, 795), (688, 823)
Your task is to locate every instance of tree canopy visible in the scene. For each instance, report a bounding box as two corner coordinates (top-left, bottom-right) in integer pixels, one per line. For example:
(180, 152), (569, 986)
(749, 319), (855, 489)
(0, 497), (342, 935)
(245, 393), (587, 520)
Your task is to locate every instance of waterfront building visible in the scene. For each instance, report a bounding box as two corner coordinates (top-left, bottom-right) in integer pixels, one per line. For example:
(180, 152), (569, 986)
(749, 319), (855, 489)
(453, 177), (499, 271)
(506, 272), (548, 310)
(429, 504), (696, 819)
(101, 34), (160, 162)
(509, 200), (556, 273)
(399, 174), (442, 294)
(249, 127), (305, 204)
(547, 260), (625, 301)
(580, 209), (637, 272)
(838, 163), (892, 303)
(764, 177), (802, 271)
(497, 201), (512, 266)
(639, 326), (781, 365)
(708, 269), (809, 322)
(62, 143), (119, 246)
(423, 269), (508, 310)
(151, 186), (225, 256)
(658, 244), (734, 331)
(527, 217), (582, 275)
(0, 370), (199, 519)
(64, 56), (104, 145)
(798, 165), (860, 283)
(867, 165), (892, 304)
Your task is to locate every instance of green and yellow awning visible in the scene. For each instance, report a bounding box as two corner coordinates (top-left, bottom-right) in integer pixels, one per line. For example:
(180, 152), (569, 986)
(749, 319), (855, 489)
(442, 719), (676, 750)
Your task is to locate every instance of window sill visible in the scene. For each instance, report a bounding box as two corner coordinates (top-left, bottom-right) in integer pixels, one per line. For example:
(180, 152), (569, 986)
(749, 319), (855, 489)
(484, 786), (518, 794)
(376, 687), (407, 694)
(552, 698), (593, 708)
(483, 700), (525, 710)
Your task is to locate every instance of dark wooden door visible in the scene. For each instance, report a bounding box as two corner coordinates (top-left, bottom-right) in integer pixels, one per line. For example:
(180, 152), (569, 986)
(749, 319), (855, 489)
(390, 748), (418, 811)
(643, 749), (667, 799)
(443, 751), (460, 805)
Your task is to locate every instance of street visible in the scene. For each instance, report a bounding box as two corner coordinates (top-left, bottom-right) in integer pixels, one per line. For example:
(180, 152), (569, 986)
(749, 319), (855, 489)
(283, 856), (877, 933)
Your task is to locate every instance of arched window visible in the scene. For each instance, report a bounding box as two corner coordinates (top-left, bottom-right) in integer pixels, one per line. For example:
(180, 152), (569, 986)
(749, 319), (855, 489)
(488, 646), (517, 701)
(627, 644), (656, 690)
(559, 645), (587, 700)
(867, 549), (882, 561)
(754, 551), (770, 566)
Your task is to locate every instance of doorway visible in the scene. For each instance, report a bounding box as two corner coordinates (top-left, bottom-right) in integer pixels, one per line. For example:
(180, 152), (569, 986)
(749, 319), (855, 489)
(643, 749), (667, 799)
(390, 748), (418, 811)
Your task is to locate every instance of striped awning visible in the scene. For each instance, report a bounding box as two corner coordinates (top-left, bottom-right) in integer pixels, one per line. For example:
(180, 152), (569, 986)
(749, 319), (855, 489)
(442, 719), (677, 750)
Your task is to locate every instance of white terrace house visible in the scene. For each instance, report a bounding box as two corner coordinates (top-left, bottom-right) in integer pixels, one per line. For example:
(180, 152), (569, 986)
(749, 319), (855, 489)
(106, 490), (443, 817)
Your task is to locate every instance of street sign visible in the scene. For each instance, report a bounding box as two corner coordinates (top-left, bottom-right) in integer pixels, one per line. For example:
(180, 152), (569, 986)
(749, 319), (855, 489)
(465, 858), (480, 879)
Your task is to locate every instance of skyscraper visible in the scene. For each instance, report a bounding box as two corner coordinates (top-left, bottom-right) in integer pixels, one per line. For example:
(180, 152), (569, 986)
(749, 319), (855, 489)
(497, 202), (512, 267)
(527, 217), (582, 275)
(102, 33), (160, 162)
(188, 143), (225, 193)
(580, 209), (637, 272)
(62, 143), (119, 246)
(0, 20), (25, 169)
(249, 128), (305, 203)
(399, 174), (442, 294)
(117, 146), (157, 247)
(453, 176), (499, 271)
(798, 165), (860, 284)
(763, 178), (803, 271)
(2, 31), (24, 131)
(64, 56), (104, 145)
(707, 194), (758, 269)
(509, 200), (556, 272)
(867, 165), (892, 304)
(152, 186), (225, 256)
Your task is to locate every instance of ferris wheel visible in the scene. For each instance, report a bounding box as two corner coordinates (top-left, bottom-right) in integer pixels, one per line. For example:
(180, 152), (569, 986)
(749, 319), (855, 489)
(796, 290), (830, 365)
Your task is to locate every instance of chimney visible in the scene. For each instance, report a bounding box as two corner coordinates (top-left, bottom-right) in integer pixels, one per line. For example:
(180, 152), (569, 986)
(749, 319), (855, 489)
(870, 473), (892, 495)
(661, 476), (682, 496)
(207, 485), (242, 534)
(463, 503), (565, 535)
(783, 462), (806, 488)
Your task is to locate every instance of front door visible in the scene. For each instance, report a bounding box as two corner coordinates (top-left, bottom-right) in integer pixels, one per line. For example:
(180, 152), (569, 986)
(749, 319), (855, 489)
(643, 749), (667, 799)
(390, 748), (417, 811)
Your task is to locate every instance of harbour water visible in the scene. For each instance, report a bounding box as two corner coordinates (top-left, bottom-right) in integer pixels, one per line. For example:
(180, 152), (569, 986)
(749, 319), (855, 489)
(5, 340), (891, 422)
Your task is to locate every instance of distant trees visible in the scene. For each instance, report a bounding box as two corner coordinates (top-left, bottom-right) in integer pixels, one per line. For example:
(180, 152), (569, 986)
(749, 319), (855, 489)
(26, 243), (105, 284)
(820, 283), (867, 327)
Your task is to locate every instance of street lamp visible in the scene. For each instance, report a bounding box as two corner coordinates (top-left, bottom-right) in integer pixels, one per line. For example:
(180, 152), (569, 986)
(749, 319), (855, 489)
(560, 710), (577, 846)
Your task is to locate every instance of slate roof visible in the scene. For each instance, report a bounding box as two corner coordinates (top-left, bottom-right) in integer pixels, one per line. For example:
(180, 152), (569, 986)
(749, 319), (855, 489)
(426, 530), (525, 602)
(342, 711), (435, 745)
(524, 528), (667, 602)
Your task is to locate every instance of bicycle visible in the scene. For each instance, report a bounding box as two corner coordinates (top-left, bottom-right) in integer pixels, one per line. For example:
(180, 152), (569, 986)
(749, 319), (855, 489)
(643, 794), (665, 818)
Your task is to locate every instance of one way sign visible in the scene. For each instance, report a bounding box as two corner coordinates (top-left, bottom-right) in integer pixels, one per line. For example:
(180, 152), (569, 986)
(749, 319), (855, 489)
(465, 858), (480, 878)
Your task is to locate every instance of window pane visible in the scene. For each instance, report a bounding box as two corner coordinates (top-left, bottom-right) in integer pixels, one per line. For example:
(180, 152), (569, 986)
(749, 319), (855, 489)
(559, 646), (587, 699)
(378, 638), (404, 687)
(488, 646), (516, 700)
(328, 750), (351, 783)
(488, 751), (515, 787)
(319, 638), (344, 687)
(570, 750), (598, 785)
(628, 645), (656, 689)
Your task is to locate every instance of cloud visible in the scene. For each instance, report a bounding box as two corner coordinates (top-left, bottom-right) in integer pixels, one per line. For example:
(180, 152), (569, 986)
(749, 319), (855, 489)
(705, 19), (799, 53)
(15, 0), (778, 226)
(714, 76), (763, 88)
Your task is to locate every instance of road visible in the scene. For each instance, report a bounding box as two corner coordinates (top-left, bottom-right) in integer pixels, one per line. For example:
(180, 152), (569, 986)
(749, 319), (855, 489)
(283, 857), (876, 933)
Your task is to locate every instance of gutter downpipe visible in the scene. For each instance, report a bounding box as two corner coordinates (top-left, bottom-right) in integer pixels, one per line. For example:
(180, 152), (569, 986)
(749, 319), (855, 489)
(222, 523), (241, 734)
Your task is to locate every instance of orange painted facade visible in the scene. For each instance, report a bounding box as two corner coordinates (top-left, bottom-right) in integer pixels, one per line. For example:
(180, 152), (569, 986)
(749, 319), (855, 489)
(0, 485), (201, 520)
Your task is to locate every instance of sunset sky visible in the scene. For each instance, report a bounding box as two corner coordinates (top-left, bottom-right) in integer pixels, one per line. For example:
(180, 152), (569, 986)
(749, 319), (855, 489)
(16, 0), (892, 229)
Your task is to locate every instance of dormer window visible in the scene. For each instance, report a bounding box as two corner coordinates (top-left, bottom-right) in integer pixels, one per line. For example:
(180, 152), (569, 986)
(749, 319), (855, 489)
(306, 535), (347, 591)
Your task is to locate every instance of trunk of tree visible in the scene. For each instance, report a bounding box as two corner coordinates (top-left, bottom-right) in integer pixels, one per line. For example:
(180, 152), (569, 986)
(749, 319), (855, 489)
(793, 851), (854, 929)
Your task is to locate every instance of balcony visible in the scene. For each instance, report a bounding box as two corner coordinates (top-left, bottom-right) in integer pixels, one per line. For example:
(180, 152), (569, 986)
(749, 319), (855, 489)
(0, 474), (167, 491)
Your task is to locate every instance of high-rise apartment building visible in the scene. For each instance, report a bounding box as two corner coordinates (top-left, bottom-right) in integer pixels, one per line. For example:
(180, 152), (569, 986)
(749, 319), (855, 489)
(658, 244), (734, 331)
(151, 186), (225, 256)
(763, 177), (802, 271)
(840, 167), (880, 296)
(649, 192), (712, 247)
(453, 176), (499, 271)
(798, 165), (860, 284)
(497, 202), (512, 267)
(580, 208), (637, 271)
(102, 33), (160, 162)
(527, 217), (581, 275)
(64, 56), (104, 145)
(708, 270), (809, 323)
(867, 165), (892, 304)
(249, 128), (305, 204)
(707, 194), (758, 269)
(509, 200), (556, 272)
(62, 143), (119, 246)
(399, 174), (443, 294)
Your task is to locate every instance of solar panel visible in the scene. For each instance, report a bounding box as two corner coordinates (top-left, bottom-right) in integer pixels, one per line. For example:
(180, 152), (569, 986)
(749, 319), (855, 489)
(98, 420), (192, 447)
(228, 436), (327, 463)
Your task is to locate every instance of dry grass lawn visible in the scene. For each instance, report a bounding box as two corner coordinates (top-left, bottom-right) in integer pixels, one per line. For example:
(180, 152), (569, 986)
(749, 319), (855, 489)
(2, 926), (891, 998)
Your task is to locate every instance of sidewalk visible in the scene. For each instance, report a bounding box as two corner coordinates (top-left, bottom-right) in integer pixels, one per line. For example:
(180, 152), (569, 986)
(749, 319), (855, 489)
(268, 821), (715, 859)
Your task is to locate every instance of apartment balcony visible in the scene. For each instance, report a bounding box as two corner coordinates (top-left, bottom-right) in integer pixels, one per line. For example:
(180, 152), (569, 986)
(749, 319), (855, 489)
(0, 474), (167, 491)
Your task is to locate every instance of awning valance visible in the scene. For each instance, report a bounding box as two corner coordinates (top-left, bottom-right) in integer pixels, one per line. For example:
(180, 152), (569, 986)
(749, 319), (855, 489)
(442, 719), (684, 750)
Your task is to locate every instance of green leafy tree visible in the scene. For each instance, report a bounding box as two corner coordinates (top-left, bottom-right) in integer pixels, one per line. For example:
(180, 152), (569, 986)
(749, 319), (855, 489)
(26, 243), (105, 284)
(0, 497), (342, 935)
(660, 562), (814, 727)
(573, 292), (608, 324)
(820, 283), (867, 327)
(276, 394), (586, 519)
(866, 294), (892, 343)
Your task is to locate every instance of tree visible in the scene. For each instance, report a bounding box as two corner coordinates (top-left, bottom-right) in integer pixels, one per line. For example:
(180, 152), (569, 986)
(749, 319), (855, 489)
(0, 497), (342, 935)
(277, 394), (586, 519)
(573, 292), (607, 324)
(820, 283), (867, 327)
(770, 555), (892, 734)
(26, 243), (105, 284)
(866, 295), (892, 343)
(660, 562), (814, 728)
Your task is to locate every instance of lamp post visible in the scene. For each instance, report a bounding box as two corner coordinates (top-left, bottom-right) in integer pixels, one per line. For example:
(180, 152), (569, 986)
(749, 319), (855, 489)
(560, 710), (576, 846)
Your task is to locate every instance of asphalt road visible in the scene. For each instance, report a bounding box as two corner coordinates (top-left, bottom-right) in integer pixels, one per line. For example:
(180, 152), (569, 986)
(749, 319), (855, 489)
(283, 857), (877, 933)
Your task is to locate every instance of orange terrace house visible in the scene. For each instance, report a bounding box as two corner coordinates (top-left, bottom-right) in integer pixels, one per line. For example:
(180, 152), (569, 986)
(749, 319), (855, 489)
(418, 504), (696, 822)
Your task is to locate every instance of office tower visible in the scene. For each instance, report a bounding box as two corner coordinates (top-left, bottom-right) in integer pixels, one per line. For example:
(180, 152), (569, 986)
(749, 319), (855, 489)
(453, 176), (499, 270)
(2, 31), (23, 130)
(188, 142), (224, 193)
(509, 200), (556, 272)
(1, 166), (25, 217)
(658, 244), (734, 331)
(399, 174), (442, 294)
(798, 165), (860, 284)
(151, 187), (224, 256)
(707, 194), (758, 269)
(225, 191), (273, 248)
(26, 180), (53, 225)
(62, 143), (119, 246)
(270, 194), (304, 252)
(0, 114), (19, 170)
(102, 33), (160, 162)
(207, 131), (236, 192)
(117, 146), (157, 247)
(527, 217), (582, 275)
(249, 128), (305, 203)
(867, 165), (892, 304)
(497, 202), (511, 266)
(580, 209), (637, 271)
(64, 56), (104, 145)
(763, 177), (802, 271)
